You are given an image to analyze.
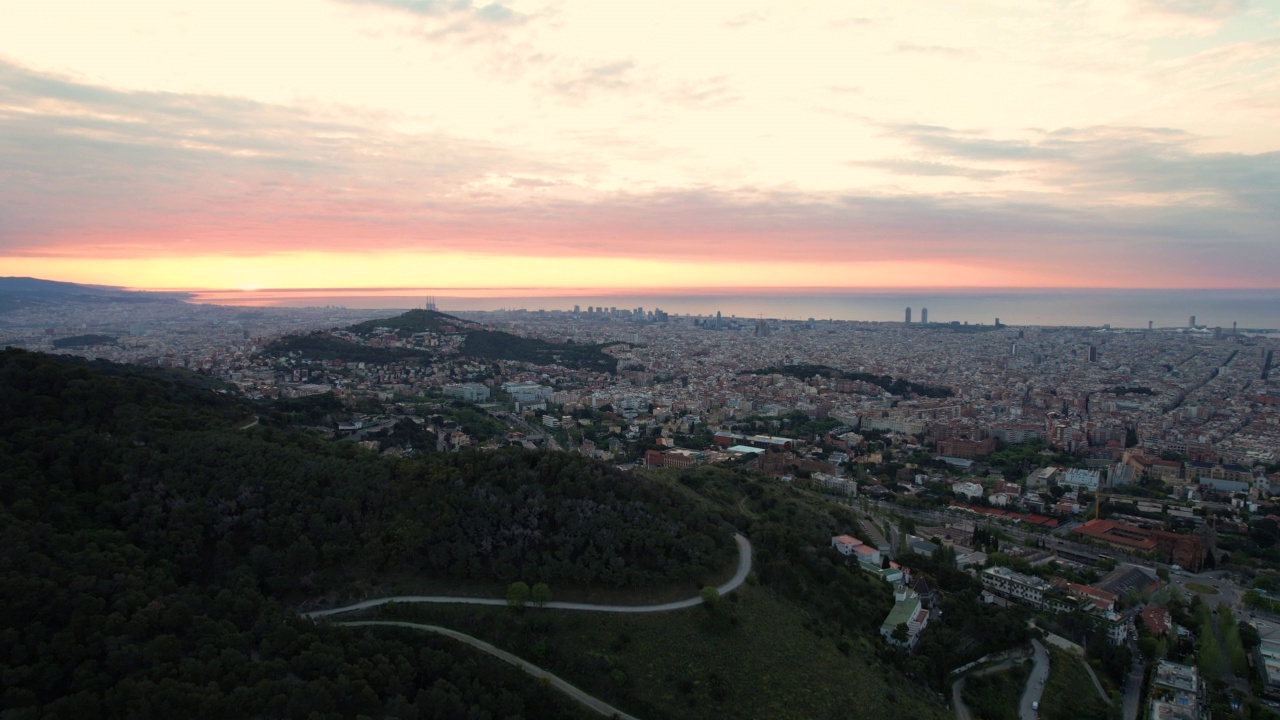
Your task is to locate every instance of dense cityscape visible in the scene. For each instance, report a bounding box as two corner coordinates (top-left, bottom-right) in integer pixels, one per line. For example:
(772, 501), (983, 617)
(5, 285), (1280, 719)
(6, 0), (1279, 717)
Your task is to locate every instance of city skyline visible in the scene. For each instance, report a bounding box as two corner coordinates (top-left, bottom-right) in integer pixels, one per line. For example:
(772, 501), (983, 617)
(2, 1), (1279, 290)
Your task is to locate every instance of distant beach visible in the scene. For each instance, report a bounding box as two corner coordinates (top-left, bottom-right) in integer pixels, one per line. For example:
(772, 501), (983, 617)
(187, 287), (1280, 330)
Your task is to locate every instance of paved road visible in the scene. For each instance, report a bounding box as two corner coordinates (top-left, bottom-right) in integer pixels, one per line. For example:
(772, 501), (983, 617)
(343, 620), (642, 720)
(1123, 658), (1145, 720)
(304, 533), (752, 620)
(1019, 640), (1050, 720)
(1175, 571), (1243, 612)
(951, 674), (977, 720)
(952, 657), (1020, 720)
(237, 415), (259, 430)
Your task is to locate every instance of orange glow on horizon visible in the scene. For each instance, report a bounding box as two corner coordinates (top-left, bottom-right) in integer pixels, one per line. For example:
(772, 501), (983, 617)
(0, 250), (1136, 292)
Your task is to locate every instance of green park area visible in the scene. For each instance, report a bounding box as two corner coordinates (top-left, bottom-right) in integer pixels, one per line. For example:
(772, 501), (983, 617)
(1184, 582), (1218, 595)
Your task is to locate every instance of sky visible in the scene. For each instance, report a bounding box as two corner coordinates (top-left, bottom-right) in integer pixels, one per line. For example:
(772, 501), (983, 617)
(1, 0), (1278, 291)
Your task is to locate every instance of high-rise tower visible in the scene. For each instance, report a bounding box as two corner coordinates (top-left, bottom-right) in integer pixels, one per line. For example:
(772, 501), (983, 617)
(905, 307), (912, 324)
(921, 307), (928, 324)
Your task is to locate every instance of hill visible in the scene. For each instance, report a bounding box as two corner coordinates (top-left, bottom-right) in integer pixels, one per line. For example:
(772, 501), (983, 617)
(0, 276), (187, 311)
(346, 308), (481, 337)
(461, 329), (618, 373)
(344, 464), (956, 720)
(351, 309), (620, 373)
(261, 331), (432, 364)
(0, 349), (734, 717)
(51, 334), (118, 349)
(262, 310), (619, 372)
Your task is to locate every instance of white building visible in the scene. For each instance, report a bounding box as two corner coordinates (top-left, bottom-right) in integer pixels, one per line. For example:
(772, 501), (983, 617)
(442, 382), (491, 403)
(813, 473), (857, 497)
(982, 566), (1051, 608)
(880, 584), (929, 648)
(503, 381), (551, 403)
(1060, 467), (1101, 491)
(831, 534), (881, 567)
(953, 482), (985, 501)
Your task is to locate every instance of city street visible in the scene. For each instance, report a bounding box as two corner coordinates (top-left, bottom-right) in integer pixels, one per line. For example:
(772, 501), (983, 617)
(1123, 658), (1146, 720)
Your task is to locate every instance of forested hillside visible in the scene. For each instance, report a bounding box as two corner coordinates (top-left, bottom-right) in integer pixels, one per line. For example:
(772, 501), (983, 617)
(0, 349), (732, 717)
(377, 464), (954, 720)
(346, 308), (479, 337)
(262, 331), (431, 364)
(460, 330), (618, 374)
(263, 311), (619, 373)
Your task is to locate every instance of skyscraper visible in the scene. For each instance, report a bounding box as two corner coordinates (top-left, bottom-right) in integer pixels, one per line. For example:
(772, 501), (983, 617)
(905, 307), (912, 324)
(1189, 315), (1196, 327)
(921, 307), (928, 324)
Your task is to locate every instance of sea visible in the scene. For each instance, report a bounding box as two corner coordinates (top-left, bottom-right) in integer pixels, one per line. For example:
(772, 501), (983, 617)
(187, 287), (1280, 331)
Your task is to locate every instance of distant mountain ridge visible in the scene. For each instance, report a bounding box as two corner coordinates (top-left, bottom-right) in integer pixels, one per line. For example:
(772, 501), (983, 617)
(0, 277), (189, 311)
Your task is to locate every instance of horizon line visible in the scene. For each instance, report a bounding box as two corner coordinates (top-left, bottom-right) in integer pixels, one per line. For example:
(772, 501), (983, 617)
(152, 285), (1280, 294)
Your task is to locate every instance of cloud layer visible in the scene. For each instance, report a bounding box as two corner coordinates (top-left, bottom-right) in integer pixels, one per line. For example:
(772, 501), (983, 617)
(0, 0), (1277, 288)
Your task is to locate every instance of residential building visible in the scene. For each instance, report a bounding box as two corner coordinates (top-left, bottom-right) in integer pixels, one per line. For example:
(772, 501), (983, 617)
(831, 535), (861, 556)
(1149, 660), (1202, 720)
(1109, 462), (1135, 488)
(442, 382), (491, 402)
(1060, 467), (1101, 491)
(1141, 606), (1172, 637)
(982, 566), (1051, 608)
(936, 437), (997, 459)
(1258, 637), (1280, 700)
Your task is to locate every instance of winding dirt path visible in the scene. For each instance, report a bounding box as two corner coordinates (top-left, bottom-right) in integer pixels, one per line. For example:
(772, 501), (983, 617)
(304, 534), (753, 719)
(342, 620), (642, 720)
(304, 533), (752, 620)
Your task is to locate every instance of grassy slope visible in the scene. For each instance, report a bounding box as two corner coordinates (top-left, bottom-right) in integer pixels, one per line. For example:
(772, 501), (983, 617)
(324, 466), (950, 720)
(376, 585), (946, 720)
(960, 663), (1029, 720)
(1040, 648), (1112, 720)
